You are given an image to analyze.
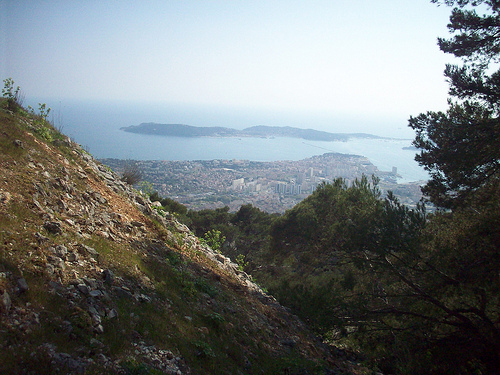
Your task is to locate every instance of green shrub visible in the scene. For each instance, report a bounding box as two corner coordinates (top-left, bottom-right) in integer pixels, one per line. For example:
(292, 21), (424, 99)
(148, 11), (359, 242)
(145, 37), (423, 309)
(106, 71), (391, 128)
(200, 230), (225, 253)
(2, 78), (23, 111)
(236, 254), (248, 271)
(194, 341), (216, 358)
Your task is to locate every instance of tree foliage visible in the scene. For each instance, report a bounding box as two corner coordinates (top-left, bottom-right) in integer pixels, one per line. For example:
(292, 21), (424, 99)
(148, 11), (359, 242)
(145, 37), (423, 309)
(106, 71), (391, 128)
(410, 101), (500, 208)
(267, 177), (388, 332)
(187, 204), (278, 273)
(397, 1), (500, 372)
(183, 180), (499, 372)
(262, 175), (500, 373)
(410, 0), (500, 208)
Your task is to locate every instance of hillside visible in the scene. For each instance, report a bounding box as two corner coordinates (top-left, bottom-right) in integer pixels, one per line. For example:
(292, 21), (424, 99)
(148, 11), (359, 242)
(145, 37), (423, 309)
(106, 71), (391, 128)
(0, 100), (369, 373)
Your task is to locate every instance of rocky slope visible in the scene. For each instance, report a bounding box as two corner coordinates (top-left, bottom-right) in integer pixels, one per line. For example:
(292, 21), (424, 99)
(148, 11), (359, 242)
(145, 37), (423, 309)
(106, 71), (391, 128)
(0, 101), (367, 374)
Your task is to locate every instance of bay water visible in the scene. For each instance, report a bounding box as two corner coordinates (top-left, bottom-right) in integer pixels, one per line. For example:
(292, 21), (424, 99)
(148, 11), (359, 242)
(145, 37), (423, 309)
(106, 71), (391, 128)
(35, 98), (428, 183)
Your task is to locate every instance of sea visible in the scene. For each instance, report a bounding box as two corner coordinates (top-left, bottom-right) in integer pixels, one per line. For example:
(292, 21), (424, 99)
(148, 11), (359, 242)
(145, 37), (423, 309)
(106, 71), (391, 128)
(31, 98), (429, 184)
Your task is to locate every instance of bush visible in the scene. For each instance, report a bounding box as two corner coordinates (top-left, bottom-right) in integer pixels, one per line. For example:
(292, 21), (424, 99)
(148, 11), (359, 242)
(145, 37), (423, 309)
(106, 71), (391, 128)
(121, 162), (142, 185)
(200, 230), (225, 253)
(2, 78), (24, 112)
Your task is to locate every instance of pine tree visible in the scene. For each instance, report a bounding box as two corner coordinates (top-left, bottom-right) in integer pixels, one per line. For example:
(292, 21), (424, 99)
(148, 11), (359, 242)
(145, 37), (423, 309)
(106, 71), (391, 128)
(410, 0), (500, 208)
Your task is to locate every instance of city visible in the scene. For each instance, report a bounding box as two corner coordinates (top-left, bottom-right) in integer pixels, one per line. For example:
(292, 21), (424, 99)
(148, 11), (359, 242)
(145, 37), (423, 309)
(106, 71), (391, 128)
(101, 152), (425, 213)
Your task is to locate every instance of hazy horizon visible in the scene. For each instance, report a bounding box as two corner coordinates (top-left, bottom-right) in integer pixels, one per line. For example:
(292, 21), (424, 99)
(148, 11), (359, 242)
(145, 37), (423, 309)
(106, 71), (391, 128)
(27, 96), (417, 140)
(3, 1), (457, 138)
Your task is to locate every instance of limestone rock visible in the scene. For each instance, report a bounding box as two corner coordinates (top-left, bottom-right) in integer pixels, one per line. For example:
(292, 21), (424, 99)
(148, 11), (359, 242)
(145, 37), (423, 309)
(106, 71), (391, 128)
(17, 277), (29, 294)
(34, 232), (50, 243)
(102, 269), (114, 285)
(78, 244), (99, 259)
(0, 290), (11, 314)
(54, 245), (68, 258)
(44, 221), (62, 235)
(0, 191), (11, 205)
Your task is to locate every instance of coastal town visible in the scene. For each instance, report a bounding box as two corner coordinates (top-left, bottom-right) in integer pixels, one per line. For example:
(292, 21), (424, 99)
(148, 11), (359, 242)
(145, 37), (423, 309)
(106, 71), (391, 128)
(101, 152), (425, 213)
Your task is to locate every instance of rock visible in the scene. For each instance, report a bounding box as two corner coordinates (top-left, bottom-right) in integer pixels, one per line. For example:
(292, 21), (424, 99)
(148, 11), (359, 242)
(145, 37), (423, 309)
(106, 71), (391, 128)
(112, 286), (134, 299)
(33, 199), (45, 212)
(46, 264), (55, 274)
(83, 277), (99, 289)
(56, 199), (67, 211)
(34, 232), (49, 243)
(13, 139), (24, 148)
(107, 308), (118, 319)
(67, 252), (79, 262)
(176, 223), (190, 233)
(52, 138), (73, 148)
(89, 338), (104, 349)
(77, 171), (88, 179)
(82, 192), (91, 202)
(52, 352), (87, 374)
(122, 223), (133, 233)
(95, 353), (109, 363)
(135, 195), (147, 206)
(33, 182), (49, 198)
(64, 218), (76, 227)
(43, 221), (62, 235)
(0, 191), (11, 204)
(165, 350), (175, 360)
(137, 294), (152, 303)
(89, 290), (102, 298)
(78, 244), (99, 259)
(0, 290), (11, 314)
(96, 230), (110, 239)
(55, 245), (68, 258)
(102, 269), (114, 284)
(89, 311), (102, 325)
(17, 277), (29, 293)
(48, 256), (65, 270)
(48, 281), (64, 292)
(281, 338), (297, 348)
(92, 191), (107, 205)
(98, 165), (114, 178)
(77, 284), (90, 295)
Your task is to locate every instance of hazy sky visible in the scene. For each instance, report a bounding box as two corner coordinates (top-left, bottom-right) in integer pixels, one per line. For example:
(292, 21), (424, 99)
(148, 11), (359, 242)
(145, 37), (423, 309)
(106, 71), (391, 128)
(2, 0), (457, 131)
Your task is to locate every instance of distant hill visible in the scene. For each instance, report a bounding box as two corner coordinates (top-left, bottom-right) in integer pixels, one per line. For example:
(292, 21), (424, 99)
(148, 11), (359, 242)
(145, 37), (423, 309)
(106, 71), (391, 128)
(121, 122), (385, 141)
(241, 125), (382, 141)
(121, 122), (239, 137)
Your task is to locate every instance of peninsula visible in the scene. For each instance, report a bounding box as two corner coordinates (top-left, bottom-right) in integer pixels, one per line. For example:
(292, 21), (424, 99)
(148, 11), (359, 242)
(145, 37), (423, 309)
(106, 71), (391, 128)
(120, 122), (385, 141)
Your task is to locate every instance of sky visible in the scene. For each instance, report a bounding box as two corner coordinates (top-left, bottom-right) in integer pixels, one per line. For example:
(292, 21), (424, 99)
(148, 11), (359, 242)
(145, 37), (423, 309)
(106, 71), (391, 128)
(1, 0), (459, 135)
